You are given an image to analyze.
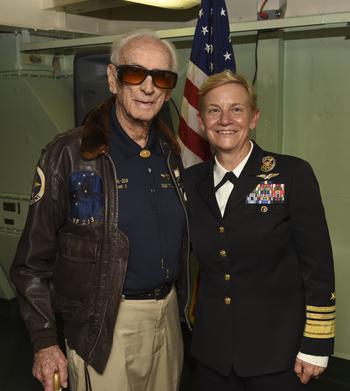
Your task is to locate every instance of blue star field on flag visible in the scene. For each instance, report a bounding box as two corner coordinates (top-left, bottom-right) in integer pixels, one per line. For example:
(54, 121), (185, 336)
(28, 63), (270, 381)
(191, 0), (236, 75)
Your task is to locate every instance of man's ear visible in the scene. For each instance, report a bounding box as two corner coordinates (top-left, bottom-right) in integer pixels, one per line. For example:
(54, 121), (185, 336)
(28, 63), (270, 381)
(164, 91), (172, 102)
(107, 64), (118, 95)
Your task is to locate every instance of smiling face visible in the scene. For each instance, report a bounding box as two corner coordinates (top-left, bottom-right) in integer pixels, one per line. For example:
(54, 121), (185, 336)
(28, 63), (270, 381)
(198, 82), (260, 159)
(107, 37), (173, 131)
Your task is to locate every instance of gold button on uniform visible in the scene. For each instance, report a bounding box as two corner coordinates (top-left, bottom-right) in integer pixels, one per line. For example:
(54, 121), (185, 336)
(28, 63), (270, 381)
(219, 250), (227, 258)
(224, 274), (231, 281)
(218, 226), (225, 233)
(140, 149), (151, 158)
(260, 205), (268, 213)
(224, 297), (231, 305)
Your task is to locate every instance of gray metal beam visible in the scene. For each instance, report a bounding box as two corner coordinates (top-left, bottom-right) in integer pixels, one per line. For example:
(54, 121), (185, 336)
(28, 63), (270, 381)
(20, 12), (350, 53)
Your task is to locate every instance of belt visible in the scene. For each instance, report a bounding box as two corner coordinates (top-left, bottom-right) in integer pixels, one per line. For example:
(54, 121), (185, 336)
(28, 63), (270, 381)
(123, 283), (172, 300)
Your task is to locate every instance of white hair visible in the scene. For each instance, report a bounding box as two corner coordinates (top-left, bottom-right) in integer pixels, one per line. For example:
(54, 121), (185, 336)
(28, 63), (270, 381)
(110, 30), (178, 72)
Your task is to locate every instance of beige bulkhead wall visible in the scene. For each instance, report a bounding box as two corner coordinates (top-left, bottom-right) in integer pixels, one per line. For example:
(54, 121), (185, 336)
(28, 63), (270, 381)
(250, 28), (350, 360)
(0, 34), (75, 300)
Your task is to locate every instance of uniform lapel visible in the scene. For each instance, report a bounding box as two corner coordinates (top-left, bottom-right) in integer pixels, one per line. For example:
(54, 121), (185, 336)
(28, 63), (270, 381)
(196, 159), (222, 221)
(224, 142), (265, 217)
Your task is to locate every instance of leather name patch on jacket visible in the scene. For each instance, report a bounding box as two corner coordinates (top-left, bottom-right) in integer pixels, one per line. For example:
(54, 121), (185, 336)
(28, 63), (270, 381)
(69, 170), (103, 225)
(246, 181), (285, 204)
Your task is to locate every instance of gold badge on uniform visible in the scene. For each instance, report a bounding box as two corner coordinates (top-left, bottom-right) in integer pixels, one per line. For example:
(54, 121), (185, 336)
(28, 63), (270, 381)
(261, 156), (276, 173)
(140, 149), (151, 158)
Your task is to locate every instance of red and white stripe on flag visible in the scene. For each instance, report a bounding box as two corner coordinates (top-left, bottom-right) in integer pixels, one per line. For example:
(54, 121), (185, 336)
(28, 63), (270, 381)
(178, 61), (211, 168)
(177, 0), (236, 168)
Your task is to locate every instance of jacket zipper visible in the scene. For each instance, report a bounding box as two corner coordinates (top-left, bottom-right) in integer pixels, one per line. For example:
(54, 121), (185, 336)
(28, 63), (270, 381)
(166, 150), (192, 331)
(105, 152), (129, 294)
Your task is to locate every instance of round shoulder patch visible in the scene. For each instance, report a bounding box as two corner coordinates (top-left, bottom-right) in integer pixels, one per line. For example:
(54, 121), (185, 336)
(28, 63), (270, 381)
(30, 166), (45, 205)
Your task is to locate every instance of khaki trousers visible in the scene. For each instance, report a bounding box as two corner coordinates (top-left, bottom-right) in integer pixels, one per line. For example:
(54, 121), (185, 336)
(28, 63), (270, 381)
(67, 287), (184, 391)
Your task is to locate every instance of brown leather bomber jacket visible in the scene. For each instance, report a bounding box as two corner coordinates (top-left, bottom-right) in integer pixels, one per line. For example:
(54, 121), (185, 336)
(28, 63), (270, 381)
(10, 98), (190, 373)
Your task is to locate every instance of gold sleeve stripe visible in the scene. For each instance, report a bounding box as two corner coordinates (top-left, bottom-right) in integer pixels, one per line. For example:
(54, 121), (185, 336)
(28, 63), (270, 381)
(306, 319), (335, 326)
(304, 331), (335, 339)
(306, 305), (336, 313)
(304, 314), (336, 338)
(306, 312), (336, 320)
(305, 323), (335, 333)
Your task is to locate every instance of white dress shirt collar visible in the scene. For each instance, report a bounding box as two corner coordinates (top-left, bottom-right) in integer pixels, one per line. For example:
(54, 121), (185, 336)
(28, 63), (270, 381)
(213, 140), (254, 187)
(213, 141), (254, 217)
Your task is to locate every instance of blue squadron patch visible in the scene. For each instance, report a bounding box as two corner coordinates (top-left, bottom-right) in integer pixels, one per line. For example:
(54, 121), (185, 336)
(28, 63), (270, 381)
(30, 166), (46, 205)
(69, 170), (103, 225)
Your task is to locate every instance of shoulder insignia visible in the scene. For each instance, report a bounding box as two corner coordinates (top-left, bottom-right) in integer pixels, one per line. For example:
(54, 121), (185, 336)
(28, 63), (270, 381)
(30, 166), (45, 205)
(261, 156), (276, 173)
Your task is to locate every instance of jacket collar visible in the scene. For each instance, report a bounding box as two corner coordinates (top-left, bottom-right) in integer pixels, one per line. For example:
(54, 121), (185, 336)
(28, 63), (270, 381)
(80, 97), (113, 160)
(80, 97), (179, 160)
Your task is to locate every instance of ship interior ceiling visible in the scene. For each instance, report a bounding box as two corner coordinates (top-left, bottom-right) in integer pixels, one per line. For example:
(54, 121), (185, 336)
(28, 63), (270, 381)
(1, 0), (350, 390)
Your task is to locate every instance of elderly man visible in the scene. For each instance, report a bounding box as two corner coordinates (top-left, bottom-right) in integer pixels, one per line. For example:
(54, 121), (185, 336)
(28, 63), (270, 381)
(11, 31), (189, 391)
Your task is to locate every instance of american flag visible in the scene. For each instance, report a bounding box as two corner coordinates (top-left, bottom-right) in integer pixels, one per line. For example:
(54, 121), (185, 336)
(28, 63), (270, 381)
(178, 0), (236, 168)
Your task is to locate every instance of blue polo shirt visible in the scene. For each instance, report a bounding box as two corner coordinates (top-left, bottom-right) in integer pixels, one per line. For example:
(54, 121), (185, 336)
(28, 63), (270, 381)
(110, 108), (186, 294)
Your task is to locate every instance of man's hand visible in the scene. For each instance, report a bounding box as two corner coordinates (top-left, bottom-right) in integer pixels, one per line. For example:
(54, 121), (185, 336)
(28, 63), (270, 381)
(294, 357), (326, 384)
(32, 345), (68, 391)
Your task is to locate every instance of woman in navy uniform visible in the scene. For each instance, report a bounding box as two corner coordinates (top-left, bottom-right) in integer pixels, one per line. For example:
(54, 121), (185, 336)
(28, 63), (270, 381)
(184, 70), (335, 391)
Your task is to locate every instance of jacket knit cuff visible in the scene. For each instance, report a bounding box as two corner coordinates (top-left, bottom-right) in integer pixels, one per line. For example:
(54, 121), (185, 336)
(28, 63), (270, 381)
(33, 335), (59, 353)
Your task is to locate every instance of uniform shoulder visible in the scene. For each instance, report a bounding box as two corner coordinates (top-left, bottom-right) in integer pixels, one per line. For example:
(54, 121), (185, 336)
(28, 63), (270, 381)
(185, 160), (211, 176)
(182, 161), (212, 194)
(44, 127), (83, 152)
(37, 127), (84, 171)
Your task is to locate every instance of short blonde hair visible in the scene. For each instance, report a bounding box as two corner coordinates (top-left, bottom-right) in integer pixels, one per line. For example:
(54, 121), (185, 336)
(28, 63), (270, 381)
(110, 30), (178, 72)
(198, 70), (258, 113)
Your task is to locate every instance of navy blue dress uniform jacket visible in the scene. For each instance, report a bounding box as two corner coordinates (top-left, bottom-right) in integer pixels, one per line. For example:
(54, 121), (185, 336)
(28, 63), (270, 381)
(183, 141), (335, 377)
